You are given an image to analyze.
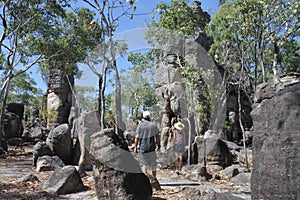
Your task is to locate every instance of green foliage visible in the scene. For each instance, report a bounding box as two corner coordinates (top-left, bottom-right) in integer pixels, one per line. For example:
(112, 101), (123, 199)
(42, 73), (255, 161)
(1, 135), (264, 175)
(20, 6), (101, 74)
(5, 72), (41, 105)
(177, 62), (213, 123)
(122, 51), (157, 119)
(0, 0), (101, 105)
(147, 0), (211, 45)
(152, 0), (207, 35)
(74, 85), (97, 110)
(207, 0), (300, 84)
(280, 39), (300, 73)
(127, 50), (158, 72)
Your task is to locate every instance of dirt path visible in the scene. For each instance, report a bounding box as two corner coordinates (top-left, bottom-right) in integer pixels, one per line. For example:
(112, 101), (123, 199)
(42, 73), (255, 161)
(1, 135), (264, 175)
(0, 146), (250, 200)
(0, 147), (185, 199)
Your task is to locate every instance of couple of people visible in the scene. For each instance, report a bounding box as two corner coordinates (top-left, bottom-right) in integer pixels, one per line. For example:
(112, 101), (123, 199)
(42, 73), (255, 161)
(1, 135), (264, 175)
(133, 111), (185, 177)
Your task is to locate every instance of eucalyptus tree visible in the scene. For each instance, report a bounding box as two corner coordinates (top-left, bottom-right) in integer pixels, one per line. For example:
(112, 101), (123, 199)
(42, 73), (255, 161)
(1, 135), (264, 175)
(149, 0), (210, 42)
(121, 51), (157, 120)
(207, 0), (300, 135)
(207, 0), (299, 169)
(22, 6), (101, 128)
(208, 0), (300, 86)
(81, 0), (136, 133)
(0, 0), (101, 147)
(74, 85), (97, 110)
(5, 72), (39, 105)
(0, 0), (67, 147)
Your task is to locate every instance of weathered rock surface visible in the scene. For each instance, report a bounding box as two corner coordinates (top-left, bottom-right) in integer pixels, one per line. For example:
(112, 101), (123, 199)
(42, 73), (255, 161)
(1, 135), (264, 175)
(36, 155), (65, 172)
(6, 102), (24, 120)
(230, 172), (251, 185)
(3, 112), (22, 140)
(183, 186), (244, 200)
(46, 124), (73, 165)
(1, 145), (251, 200)
(218, 165), (239, 180)
(19, 173), (39, 182)
(42, 165), (85, 195)
(197, 135), (233, 168)
(33, 141), (53, 166)
(30, 127), (44, 140)
(154, 62), (182, 87)
(233, 149), (252, 168)
(251, 74), (300, 200)
(90, 128), (152, 200)
(153, 31), (224, 164)
(47, 68), (72, 129)
(77, 110), (101, 171)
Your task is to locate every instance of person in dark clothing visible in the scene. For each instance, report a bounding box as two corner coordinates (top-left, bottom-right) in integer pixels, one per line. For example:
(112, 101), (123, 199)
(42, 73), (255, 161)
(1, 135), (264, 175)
(134, 111), (160, 177)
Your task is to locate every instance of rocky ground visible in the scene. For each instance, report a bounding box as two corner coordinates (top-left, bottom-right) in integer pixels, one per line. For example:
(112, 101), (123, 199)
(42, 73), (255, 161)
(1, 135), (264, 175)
(0, 146), (251, 199)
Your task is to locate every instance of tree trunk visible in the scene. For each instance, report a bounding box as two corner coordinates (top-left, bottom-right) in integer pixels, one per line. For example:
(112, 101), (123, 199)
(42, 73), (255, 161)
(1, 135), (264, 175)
(0, 75), (11, 148)
(238, 43), (249, 171)
(98, 77), (102, 114)
(100, 64), (109, 130)
(272, 40), (280, 81)
(112, 59), (125, 134)
(260, 39), (266, 83)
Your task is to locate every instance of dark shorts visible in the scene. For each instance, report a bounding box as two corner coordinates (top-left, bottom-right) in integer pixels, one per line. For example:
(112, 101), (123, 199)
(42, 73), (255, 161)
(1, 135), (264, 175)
(138, 151), (157, 167)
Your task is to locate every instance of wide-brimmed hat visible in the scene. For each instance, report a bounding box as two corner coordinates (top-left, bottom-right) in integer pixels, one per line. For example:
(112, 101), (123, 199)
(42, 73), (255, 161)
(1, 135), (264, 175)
(142, 111), (151, 119)
(174, 122), (184, 130)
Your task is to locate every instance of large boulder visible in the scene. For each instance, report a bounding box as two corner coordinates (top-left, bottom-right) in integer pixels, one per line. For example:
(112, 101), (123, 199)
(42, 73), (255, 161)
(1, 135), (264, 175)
(123, 118), (138, 147)
(36, 155), (65, 172)
(33, 141), (53, 166)
(6, 103), (24, 120)
(90, 128), (152, 200)
(251, 74), (300, 200)
(31, 127), (44, 140)
(46, 124), (73, 165)
(197, 132), (233, 168)
(3, 112), (22, 140)
(77, 110), (101, 171)
(42, 166), (85, 195)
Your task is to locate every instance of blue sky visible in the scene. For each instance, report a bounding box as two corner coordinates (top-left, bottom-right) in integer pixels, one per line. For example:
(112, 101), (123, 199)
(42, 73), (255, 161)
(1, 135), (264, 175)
(115, 0), (220, 33)
(31, 0), (220, 92)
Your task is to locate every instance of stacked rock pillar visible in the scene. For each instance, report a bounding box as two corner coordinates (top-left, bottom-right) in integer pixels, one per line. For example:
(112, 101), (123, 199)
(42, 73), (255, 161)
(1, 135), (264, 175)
(47, 68), (73, 129)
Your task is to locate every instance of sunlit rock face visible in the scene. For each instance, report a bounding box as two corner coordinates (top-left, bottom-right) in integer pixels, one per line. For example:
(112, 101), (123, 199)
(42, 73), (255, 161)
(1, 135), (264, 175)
(90, 128), (152, 200)
(153, 34), (222, 161)
(47, 68), (72, 129)
(251, 74), (300, 200)
(46, 124), (73, 165)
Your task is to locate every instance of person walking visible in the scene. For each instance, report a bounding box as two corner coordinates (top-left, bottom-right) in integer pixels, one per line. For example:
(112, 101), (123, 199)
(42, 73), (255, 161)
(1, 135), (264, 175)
(134, 111), (160, 177)
(172, 121), (185, 173)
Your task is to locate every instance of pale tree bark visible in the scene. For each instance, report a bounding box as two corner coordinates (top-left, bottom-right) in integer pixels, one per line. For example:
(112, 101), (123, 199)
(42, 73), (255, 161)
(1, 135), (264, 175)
(82, 0), (134, 133)
(237, 42), (249, 171)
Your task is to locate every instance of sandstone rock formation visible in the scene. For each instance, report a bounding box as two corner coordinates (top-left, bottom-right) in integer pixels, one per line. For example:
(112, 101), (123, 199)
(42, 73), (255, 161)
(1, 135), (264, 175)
(3, 112), (21, 140)
(33, 141), (53, 166)
(46, 124), (73, 165)
(77, 110), (101, 171)
(251, 74), (300, 200)
(153, 35), (223, 164)
(47, 68), (72, 129)
(90, 128), (152, 200)
(42, 166), (85, 195)
(36, 155), (65, 172)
